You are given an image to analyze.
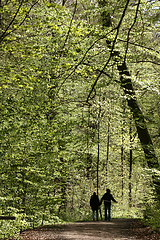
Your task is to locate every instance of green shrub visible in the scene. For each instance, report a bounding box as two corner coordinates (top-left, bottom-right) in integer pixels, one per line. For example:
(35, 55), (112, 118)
(143, 202), (160, 230)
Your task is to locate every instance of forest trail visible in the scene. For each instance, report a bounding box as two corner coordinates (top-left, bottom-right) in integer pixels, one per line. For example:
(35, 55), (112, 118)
(18, 218), (160, 240)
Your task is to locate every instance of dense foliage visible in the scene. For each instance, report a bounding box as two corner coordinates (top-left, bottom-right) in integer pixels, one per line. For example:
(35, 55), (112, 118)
(0, 0), (159, 238)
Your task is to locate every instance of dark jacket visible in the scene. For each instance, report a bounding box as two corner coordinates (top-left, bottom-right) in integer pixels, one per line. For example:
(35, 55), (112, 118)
(101, 192), (117, 206)
(90, 193), (99, 211)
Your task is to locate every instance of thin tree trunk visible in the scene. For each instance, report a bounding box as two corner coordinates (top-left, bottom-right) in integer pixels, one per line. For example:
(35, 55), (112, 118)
(97, 119), (100, 196)
(97, 104), (102, 195)
(62, 0), (67, 6)
(0, 0), (2, 28)
(86, 106), (92, 179)
(58, 157), (67, 213)
(105, 96), (111, 183)
(121, 100), (125, 200)
(129, 119), (133, 206)
(106, 120), (110, 181)
(121, 144), (124, 200)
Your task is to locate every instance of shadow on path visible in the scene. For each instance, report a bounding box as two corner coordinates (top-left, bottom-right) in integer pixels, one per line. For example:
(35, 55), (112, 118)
(20, 219), (142, 240)
(54, 219), (138, 240)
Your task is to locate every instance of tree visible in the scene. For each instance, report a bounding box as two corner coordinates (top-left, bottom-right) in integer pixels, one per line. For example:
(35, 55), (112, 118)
(0, 0), (160, 237)
(87, 0), (160, 198)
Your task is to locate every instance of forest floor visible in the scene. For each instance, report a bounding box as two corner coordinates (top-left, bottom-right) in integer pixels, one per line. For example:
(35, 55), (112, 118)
(18, 219), (160, 240)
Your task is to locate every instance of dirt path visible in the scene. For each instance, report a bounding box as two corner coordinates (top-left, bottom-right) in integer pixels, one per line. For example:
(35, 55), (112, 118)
(19, 219), (147, 240)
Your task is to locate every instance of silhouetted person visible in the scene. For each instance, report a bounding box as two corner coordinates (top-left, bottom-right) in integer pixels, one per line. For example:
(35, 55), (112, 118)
(101, 189), (117, 221)
(90, 192), (99, 221)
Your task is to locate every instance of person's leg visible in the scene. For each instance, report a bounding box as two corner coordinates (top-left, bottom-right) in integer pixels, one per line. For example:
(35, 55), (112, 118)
(107, 206), (109, 220)
(99, 207), (102, 220)
(108, 205), (111, 221)
(96, 209), (98, 221)
(105, 205), (107, 220)
(92, 210), (95, 220)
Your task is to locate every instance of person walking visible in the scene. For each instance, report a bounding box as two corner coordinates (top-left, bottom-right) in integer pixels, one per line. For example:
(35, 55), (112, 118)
(100, 188), (117, 221)
(90, 192), (100, 221)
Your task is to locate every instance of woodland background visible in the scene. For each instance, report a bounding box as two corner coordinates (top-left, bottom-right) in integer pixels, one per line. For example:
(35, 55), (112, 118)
(0, 0), (160, 238)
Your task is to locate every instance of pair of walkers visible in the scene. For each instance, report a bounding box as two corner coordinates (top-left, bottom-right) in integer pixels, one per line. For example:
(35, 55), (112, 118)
(90, 189), (117, 221)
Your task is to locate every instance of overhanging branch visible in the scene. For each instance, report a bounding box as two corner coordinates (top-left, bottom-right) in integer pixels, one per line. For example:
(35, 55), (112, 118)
(0, 0), (39, 43)
(86, 0), (131, 102)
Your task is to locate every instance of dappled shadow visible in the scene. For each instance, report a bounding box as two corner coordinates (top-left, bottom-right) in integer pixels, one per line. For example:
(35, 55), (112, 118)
(20, 219), (156, 240)
(51, 219), (139, 240)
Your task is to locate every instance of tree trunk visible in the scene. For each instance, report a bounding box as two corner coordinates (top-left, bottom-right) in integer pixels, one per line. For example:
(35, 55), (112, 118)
(106, 120), (110, 181)
(97, 119), (100, 196)
(129, 119), (133, 206)
(105, 95), (111, 183)
(118, 62), (160, 198)
(97, 104), (101, 195)
(58, 157), (67, 213)
(0, 0), (2, 28)
(121, 100), (125, 200)
(98, 0), (160, 199)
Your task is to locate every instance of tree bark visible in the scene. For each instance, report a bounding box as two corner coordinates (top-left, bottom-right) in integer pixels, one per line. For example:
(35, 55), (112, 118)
(0, 0), (2, 28)
(129, 119), (133, 206)
(118, 62), (160, 198)
(97, 104), (101, 196)
(98, 0), (160, 199)
(118, 62), (158, 167)
(97, 119), (100, 196)
(121, 100), (125, 200)
(106, 119), (110, 181)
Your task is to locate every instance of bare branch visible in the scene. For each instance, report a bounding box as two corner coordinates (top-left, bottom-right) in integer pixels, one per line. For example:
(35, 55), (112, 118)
(118, 38), (160, 54)
(86, 0), (131, 102)
(55, 30), (116, 95)
(0, 0), (24, 42)
(124, 0), (141, 62)
(59, 0), (78, 57)
(0, 0), (39, 43)
(82, 62), (112, 78)
(134, 60), (160, 65)
(62, 0), (67, 6)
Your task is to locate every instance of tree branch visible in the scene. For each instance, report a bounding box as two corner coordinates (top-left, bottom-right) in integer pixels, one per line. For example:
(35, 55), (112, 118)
(82, 62), (112, 78)
(118, 38), (160, 54)
(60, 0), (78, 55)
(86, 0), (131, 102)
(55, 31), (115, 95)
(124, 0), (140, 62)
(0, 0), (39, 43)
(134, 60), (160, 65)
(0, 0), (24, 42)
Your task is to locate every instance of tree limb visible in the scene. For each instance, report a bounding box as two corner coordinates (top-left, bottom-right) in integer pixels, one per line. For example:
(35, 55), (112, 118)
(86, 0), (131, 102)
(0, 0), (39, 43)
(124, 0), (140, 62)
(118, 39), (160, 54)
